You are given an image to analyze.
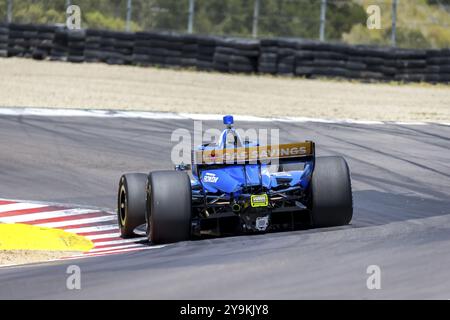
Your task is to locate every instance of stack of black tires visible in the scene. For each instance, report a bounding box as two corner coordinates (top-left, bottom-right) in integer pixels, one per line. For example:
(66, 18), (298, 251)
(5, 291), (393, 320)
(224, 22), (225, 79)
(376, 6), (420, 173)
(0, 22), (449, 83)
(0, 23), (8, 58)
(295, 41), (385, 80)
(67, 29), (85, 63)
(7, 23), (31, 57)
(133, 31), (168, 66)
(98, 30), (118, 64)
(276, 39), (299, 75)
(133, 32), (200, 68)
(196, 35), (217, 70)
(31, 25), (57, 60)
(159, 33), (183, 67)
(393, 49), (427, 82)
(426, 49), (450, 82)
(347, 45), (395, 81)
(213, 38), (259, 73)
(258, 39), (279, 74)
(84, 29), (103, 63)
(179, 34), (198, 68)
(106, 30), (134, 65)
(50, 27), (68, 61)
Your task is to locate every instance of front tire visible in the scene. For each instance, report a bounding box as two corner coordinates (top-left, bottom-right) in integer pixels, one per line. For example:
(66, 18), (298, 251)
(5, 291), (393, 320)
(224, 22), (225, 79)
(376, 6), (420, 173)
(310, 156), (353, 227)
(146, 171), (192, 244)
(117, 173), (147, 238)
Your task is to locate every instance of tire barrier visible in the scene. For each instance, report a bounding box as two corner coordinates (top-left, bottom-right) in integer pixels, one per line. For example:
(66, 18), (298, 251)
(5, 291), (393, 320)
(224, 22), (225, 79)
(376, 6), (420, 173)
(0, 23), (449, 83)
(32, 25), (57, 60)
(67, 29), (85, 63)
(213, 38), (260, 73)
(0, 23), (8, 58)
(50, 27), (68, 61)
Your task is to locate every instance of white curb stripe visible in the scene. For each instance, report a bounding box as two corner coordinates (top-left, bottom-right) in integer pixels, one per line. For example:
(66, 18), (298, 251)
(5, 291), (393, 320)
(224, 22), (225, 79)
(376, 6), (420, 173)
(0, 203), (48, 214)
(85, 232), (121, 240)
(64, 224), (119, 234)
(63, 246), (158, 259)
(92, 237), (147, 246)
(87, 243), (146, 253)
(0, 208), (97, 223)
(35, 215), (116, 228)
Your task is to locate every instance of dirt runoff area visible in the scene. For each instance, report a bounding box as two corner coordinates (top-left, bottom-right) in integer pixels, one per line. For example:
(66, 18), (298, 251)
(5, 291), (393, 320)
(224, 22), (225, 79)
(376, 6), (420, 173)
(0, 57), (449, 122)
(0, 250), (78, 266)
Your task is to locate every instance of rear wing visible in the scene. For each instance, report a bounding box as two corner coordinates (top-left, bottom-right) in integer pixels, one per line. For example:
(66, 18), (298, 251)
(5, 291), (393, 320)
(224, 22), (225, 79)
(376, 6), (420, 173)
(193, 141), (315, 165)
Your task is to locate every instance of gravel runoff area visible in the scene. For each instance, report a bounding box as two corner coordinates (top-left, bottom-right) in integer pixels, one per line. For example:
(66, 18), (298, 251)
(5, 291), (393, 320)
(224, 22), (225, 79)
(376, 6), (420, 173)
(0, 250), (77, 266)
(0, 58), (449, 122)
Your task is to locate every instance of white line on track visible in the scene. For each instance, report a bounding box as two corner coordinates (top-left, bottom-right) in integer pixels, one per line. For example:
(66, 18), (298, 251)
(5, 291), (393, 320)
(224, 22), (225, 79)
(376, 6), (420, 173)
(342, 119), (385, 125)
(394, 121), (427, 125)
(282, 116), (339, 123)
(0, 107), (448, 126)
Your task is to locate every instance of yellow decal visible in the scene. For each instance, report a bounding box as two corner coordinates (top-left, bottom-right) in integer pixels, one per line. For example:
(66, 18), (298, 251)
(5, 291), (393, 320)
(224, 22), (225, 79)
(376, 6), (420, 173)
(251, 194), (269, 208)
(0, 223), (94, 251)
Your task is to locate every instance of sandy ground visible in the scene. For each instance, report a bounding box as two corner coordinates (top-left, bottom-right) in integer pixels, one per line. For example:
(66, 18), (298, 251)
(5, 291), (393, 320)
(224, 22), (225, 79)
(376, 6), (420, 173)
(0, 58), (449, 122)
(0, 250), (77, 266)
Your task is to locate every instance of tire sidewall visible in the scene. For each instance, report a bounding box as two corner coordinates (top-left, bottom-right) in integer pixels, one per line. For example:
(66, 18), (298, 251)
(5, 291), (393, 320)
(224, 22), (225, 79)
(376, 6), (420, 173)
(117, 173), (147, 238)
(310, 156), (353, 227)
(147, 171), (192, 244)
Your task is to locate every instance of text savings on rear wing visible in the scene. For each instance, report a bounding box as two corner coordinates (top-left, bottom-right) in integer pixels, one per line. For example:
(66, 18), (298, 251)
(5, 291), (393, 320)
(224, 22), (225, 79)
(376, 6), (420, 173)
(194, 141), (315, 165)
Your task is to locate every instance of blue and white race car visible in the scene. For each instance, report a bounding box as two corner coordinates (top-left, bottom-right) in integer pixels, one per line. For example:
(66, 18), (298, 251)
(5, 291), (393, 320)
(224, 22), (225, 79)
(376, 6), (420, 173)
(117, 115), (353, 244)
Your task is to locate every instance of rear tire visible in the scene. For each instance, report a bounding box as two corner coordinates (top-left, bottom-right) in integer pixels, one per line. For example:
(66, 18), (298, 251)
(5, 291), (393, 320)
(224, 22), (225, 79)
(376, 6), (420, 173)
(310, 156), (353, 227)
(146, 171), (192, 244)
(117, 173), (147, 238)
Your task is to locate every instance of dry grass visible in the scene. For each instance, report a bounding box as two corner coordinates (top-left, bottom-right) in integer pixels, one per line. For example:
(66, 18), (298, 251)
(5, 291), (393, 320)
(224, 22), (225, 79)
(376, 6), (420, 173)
(0, 58), (449, 121)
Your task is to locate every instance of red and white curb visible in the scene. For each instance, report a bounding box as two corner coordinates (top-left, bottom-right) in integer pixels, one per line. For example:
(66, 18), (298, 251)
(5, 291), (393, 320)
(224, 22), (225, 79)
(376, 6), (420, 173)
(0, 199), (163, 260)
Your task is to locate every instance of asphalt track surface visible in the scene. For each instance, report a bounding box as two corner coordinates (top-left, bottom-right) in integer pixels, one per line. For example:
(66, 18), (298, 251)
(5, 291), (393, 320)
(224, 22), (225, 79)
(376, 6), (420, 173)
(0, 115), (449, 299)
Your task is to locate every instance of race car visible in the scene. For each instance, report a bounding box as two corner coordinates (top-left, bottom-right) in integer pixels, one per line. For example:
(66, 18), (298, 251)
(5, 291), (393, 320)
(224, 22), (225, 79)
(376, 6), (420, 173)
(117, 115), (353, 244)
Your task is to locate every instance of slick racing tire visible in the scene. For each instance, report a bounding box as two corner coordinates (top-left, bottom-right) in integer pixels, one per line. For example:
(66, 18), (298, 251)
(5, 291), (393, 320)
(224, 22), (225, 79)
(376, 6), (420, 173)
(117, 173), (147, 238)
(146, 171), (192, 244)
(310, 156), (353, 227)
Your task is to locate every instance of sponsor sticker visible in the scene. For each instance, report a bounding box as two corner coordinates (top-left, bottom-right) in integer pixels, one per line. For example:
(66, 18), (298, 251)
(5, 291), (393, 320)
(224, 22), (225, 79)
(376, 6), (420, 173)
(251, 194), (268, 208)
(195, 142), (313, 164)
(203, 172), (219, 183)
